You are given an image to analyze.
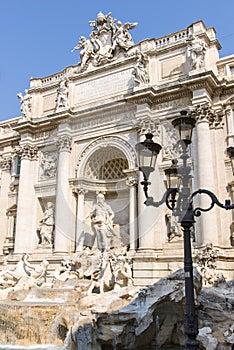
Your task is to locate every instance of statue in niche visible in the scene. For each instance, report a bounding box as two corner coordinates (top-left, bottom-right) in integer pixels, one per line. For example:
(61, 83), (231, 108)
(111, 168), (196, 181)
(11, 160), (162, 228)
(55, 76), (69, 110)
(40, 152), (57, 178)
(187, 35), (207, 70)
(83, 193), (115, 251)
(72, 12), (137, 68)
(37, 202), (55, 247)
(165, 209), (183, 242)
(17, 89), (32, 119)
(132, 51), (150, 86)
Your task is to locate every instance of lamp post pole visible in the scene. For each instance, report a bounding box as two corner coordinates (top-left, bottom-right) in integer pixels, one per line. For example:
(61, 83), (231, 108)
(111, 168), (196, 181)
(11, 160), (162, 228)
(178, 144), (199, 349)
(136, 110), (234, 350)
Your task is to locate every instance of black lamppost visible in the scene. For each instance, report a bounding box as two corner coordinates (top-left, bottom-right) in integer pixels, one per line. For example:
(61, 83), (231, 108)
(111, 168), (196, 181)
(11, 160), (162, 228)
(135, 110), (234, 350)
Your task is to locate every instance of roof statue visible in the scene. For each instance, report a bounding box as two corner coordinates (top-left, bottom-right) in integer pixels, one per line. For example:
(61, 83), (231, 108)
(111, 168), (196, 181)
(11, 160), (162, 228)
(72, 12), (137, 70)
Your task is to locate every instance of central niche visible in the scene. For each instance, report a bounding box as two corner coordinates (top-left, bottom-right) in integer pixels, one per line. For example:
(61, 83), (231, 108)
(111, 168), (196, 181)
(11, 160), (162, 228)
(82, 146), (130, 248)
(84, 146), (128, 180)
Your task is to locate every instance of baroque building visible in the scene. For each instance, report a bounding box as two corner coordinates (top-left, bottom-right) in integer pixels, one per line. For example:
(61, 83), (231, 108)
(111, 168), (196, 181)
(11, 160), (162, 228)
(0, 13), (234, 286)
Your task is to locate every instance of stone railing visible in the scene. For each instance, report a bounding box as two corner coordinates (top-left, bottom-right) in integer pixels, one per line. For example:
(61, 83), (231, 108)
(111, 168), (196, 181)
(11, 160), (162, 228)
(155, 26), (193, 48)
(30, 72), (66, 88)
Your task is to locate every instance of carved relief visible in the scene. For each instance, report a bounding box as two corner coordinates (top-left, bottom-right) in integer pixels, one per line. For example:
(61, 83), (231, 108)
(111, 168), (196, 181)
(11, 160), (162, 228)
(40, 152), (57, 179)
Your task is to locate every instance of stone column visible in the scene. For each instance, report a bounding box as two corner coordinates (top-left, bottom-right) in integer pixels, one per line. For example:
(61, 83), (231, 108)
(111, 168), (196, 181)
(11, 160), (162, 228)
(193, 105), (219, 246)
(0, 156), (12, 252)
(75, 188), (87, 251)
(14, 144), (38, 253)
(126, 173), (138, 251)
(54, 135), (72, 253)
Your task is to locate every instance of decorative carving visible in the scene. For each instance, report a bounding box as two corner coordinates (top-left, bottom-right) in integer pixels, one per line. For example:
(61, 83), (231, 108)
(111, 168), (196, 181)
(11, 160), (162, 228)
(126, 175), (138, 187)
(56, 135), (72, 152)
(161, 122), (181, 160)
(15, 144), (38, 160)
(72, 12), (137, 70)
(187, 35), (207, 70)
(132, 51), (150, 87)
(17, 89), (32, 120)
(134, 116), (160, 137)
(55, 76), (69, 111)
(40, 152), (57, 179)
(0, 156), (12, 171)
(191, 104), (224, 128)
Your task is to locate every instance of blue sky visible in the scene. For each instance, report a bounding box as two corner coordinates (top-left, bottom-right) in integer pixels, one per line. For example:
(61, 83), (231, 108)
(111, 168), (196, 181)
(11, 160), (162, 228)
(0, 0), (234, 121)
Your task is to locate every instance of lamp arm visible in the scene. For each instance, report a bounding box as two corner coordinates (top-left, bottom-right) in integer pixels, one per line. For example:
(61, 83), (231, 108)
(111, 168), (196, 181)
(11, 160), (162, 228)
(190, 189), (234, 217)
(144, 188), (178, 209)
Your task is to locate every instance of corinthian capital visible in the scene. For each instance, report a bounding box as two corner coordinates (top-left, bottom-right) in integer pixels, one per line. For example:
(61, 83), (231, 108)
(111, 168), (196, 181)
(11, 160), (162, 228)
(0, 156), (12, 171)
(15, 144), (38, 160)
(191, 104), (224, 128)
(134, 116), (160, 138)
(56, 135), (72, 152)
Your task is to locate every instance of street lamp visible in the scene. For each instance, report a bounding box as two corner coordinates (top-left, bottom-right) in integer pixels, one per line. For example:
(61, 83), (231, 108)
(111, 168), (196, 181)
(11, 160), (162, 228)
(135, 110), (234, 350)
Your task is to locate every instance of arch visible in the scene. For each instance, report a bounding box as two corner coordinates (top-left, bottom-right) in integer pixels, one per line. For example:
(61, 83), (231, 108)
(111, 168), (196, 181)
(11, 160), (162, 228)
(77, 136), (137, 178)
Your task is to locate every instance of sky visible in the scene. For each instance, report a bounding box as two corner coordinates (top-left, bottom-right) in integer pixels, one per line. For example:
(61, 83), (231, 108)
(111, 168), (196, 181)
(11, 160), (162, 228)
(0, 0), (234, 122)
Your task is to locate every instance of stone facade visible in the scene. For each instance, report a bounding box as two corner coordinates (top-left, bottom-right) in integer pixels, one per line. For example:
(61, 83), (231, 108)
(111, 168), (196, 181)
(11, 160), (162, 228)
(0, 14), (234, 286)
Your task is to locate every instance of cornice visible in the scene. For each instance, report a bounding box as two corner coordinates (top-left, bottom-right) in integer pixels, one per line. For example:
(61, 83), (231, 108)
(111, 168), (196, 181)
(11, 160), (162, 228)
(125, 71), (220, 106)
(12, 110), (73, 134)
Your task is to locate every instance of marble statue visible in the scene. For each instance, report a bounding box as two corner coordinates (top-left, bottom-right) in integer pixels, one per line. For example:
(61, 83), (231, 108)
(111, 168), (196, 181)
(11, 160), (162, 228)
(72, 36), (94, 69)
(112, 20), (137, 51)
(187, 35), (207, 70)
(0, 254), (49, 288)
(83, 193), (115, 251)
(55, 76), (69, 110)
(17, 89), (32, 119)
(132, 51), (149, 86)
(37, 202), (55, 247)
(72, 12), (137, 68)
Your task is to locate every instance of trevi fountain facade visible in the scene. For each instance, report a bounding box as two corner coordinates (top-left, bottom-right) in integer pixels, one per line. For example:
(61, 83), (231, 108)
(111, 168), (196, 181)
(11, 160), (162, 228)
(0, 12), (234, 349)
